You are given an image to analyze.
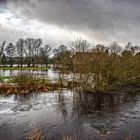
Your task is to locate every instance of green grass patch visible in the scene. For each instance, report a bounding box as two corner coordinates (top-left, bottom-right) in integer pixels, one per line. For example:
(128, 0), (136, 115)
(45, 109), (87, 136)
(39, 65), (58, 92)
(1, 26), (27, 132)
(0, 75), (50, 84)
(0, 67), (48, 71)
(0, 76), (13, 80)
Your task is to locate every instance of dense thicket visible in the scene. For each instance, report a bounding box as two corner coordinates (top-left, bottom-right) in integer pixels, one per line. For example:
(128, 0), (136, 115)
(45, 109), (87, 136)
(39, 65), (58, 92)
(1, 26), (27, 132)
(71, 41), (140, 91)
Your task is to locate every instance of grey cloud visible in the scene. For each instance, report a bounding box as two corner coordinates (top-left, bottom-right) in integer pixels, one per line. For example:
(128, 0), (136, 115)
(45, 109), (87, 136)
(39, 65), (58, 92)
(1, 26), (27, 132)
(0, 24), (27, 43)
(0, 0), (7, 4)
(0, 25), (68, 47)
(2, 0), (140, 44)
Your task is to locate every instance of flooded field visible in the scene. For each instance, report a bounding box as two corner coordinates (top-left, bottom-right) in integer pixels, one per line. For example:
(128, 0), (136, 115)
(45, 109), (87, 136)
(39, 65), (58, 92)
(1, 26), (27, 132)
(0, 68), (140, 140)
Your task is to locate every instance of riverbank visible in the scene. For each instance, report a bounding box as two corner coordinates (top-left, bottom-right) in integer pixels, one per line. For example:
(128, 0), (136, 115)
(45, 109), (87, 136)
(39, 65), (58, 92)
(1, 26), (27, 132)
(0, 82), (69, 96)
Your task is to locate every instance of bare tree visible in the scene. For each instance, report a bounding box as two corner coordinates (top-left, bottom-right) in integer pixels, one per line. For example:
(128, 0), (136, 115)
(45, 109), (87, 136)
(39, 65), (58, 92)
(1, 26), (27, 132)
(70, 38), (90, 53)
(109, 41), (122, 55)
(5, 43), (15, 67)
(40, 44), (52, 67)
(93, 44), (109, 54)
(24, 38), (42, 67)
(125, 42), (132, 51)
(0, 41), (6, 65)
(125, 42), (140, 56)
(16, 39), (25, 67)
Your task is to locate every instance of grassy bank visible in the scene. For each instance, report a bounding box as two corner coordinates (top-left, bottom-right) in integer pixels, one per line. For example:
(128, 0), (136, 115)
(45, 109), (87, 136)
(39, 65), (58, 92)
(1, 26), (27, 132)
(0, 67), (48, 71)
(0, 76), (13, 81)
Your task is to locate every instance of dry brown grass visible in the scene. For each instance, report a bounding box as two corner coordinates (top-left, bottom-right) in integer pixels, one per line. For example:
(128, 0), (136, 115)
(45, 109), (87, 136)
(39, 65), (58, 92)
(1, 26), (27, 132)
(0, 82), (68, 96)
(62, 134), (77, 140)
(27, 129), (41, 140)
(27, 129), (77, 140)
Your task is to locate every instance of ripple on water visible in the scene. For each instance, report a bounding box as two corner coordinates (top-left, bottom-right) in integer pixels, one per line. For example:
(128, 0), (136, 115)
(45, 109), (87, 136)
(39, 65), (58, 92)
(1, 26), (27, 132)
(0, 95), (17, 104)
(0, 86), (140, 140)
(0, 108), (13, 114)
(0, 102), (15, 115)
(13, 104), (32, 112)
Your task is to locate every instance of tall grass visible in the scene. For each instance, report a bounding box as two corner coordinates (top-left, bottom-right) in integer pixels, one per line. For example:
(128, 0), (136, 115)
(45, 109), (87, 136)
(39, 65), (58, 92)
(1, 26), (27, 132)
(27, 129), (77, 140)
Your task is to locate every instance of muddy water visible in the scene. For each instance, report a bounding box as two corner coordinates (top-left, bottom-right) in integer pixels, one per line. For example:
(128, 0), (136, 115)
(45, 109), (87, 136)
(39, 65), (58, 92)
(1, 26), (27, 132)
(0, 69), (140, 140)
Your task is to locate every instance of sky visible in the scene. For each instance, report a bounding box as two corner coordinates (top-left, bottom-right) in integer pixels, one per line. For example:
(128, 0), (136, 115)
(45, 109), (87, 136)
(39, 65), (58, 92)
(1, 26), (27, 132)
(0, 0), (140, 47)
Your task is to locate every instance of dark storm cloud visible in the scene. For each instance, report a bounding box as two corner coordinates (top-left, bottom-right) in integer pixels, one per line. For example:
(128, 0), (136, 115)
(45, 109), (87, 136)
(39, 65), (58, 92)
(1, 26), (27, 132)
(2, 0), (140, 44)
(0, 0), (6, 3)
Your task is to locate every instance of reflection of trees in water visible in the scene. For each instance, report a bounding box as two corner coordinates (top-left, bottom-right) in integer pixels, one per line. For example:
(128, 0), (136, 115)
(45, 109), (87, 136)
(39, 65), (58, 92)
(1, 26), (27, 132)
(13, 95), (32, 112)
(70, 92), (137, 135)
(71, 92), (136, 117)
(56, 90), (68, 120)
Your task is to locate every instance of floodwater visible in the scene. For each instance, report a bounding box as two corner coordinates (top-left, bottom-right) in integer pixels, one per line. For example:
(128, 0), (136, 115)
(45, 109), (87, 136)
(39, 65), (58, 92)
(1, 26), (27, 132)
(0, 68), (140, 140)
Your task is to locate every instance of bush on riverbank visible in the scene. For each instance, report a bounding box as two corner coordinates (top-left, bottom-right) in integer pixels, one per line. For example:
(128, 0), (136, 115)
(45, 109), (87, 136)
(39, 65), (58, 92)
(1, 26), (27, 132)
(72, 43), (140, 92)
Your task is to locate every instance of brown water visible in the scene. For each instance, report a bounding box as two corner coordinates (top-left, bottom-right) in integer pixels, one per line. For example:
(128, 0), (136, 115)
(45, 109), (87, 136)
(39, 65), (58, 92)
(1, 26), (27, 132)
(0, 68), (140, 140)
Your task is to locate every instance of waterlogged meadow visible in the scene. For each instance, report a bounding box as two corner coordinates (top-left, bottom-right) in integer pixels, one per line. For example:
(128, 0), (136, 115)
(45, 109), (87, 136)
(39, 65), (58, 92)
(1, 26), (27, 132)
(0, 67), (139, 140)
(0, 38), (140, 140)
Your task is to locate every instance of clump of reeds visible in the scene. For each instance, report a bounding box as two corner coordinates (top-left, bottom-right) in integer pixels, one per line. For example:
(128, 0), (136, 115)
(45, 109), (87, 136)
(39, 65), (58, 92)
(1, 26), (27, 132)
(62, 135), (77, 140)
(27, 129), (41, 140)
(27, 129), (77, 140)
(12, 72), (46, 85)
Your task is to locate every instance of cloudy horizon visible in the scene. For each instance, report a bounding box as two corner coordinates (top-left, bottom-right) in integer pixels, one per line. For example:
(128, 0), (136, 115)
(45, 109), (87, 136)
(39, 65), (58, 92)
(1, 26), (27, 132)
(0, 0), (140, 47)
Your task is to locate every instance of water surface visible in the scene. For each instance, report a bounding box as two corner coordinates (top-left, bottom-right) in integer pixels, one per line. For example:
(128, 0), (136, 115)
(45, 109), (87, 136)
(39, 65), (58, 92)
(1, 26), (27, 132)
(0, 68), (140, 140)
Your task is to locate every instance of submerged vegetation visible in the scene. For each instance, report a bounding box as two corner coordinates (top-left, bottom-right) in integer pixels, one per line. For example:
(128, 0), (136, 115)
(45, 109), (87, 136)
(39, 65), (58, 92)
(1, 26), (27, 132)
(0, 72), (71, 96)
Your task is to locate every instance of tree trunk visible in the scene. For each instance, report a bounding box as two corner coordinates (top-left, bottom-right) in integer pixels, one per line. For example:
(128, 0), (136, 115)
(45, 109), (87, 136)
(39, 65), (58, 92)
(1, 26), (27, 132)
(10, 58), (13, 67)
(20, 57), (23, 67)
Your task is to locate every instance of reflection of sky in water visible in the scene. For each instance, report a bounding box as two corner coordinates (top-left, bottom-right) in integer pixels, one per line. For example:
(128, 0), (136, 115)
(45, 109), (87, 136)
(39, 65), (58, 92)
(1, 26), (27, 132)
(0, 68), (73, 82)
(0, 70), (15, 77)
(0, 69), (57, 79)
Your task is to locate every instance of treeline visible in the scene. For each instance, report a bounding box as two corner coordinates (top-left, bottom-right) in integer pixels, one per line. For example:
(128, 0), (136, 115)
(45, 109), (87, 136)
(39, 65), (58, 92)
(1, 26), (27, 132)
(52, 39), (140, 67)
(0, 38), (140, 69)
(0, 38), (51, 67)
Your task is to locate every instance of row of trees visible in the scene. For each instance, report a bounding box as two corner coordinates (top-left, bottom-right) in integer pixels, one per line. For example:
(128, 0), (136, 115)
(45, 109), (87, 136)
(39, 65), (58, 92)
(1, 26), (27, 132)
(53, 39), (140, 67)
(0, 38), (91, 67)
(0, 38), (51, 67)
(0, 38), (140, 68)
